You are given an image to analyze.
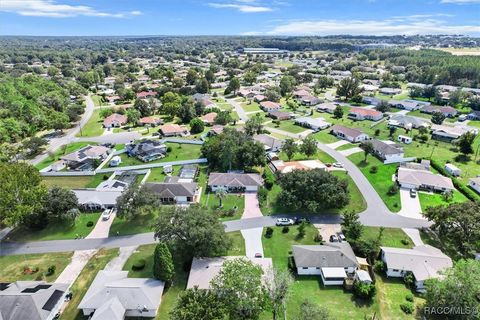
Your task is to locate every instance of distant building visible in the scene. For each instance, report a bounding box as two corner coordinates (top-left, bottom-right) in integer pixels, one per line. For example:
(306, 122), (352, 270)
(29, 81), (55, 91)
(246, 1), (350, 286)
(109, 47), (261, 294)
(103, 113), (127, 128)
(348, 107), (383, 121)
(240, 48), (287, 54)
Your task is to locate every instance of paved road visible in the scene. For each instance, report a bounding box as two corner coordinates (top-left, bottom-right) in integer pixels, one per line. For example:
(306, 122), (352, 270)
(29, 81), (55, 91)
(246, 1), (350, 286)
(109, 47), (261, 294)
(227, 97), (248, 122)
(30, 95), (95, 165)
(75, 131), (141, 145)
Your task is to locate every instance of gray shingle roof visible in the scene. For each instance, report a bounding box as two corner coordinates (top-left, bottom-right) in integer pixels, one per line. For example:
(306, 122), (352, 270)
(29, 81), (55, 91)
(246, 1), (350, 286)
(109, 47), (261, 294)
(292, 243), (358, 268)
(208, 173), (263, 188)
(144, 182), (197, 197)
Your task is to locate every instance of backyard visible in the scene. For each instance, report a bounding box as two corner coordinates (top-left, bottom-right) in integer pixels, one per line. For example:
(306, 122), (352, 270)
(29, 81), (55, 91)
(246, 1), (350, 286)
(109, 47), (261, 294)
(42, 173), (111, 189)
(419, 190), (468, 211)
(118, 142), (202, 167)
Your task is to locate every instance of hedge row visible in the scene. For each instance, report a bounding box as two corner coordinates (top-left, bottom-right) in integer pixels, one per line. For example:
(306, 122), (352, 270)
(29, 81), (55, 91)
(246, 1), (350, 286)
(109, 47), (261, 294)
(429, 159), (480, 202)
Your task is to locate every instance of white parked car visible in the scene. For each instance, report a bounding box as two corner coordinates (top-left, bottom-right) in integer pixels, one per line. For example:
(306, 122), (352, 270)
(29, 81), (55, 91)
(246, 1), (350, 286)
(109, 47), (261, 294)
(101, 209), (113, 220)
(276, 218), (294, 226)
(333, 162), (343, 168)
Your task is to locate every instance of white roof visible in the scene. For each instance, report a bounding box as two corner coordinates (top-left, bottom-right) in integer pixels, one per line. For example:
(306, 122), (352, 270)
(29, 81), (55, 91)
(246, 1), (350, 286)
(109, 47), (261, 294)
(321, 267), (347, 278)
(397, 167), (454, 190)
(356, 270), (372, 282)
(73, 190), (122, 206)
(91, 297), (125, 320)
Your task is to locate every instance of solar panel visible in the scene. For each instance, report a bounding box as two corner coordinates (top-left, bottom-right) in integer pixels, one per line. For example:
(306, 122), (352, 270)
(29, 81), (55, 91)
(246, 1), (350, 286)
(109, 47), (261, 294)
(0, 283), (10, 291)
(42, 289), (64, 311)
(21, 284), (51, 293)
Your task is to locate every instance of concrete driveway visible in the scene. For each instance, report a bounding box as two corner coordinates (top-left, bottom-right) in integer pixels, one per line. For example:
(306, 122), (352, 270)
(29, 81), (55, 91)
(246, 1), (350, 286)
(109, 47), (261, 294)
(241, 193), (264, 258)
(339, 147), (363, 156)
(87, 213), (116, 239)
(327, 140), (350, 149)
(316, 224), (341, 242)
(398, 188), (425, 220)
(55, 249), (97, 284)
(242, 193), (262, 219)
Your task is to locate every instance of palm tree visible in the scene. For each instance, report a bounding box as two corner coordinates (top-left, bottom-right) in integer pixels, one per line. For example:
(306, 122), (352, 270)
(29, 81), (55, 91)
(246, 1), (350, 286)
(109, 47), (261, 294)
(215, 187), (227, 208)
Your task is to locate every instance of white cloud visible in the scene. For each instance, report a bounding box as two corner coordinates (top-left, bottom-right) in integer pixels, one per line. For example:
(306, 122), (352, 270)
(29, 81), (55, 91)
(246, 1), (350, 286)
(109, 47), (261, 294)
(440, 0), (480, 4)
(0, 0), (141, 18)
(251, 18), (480, 36)
(208, 2), (272, 13)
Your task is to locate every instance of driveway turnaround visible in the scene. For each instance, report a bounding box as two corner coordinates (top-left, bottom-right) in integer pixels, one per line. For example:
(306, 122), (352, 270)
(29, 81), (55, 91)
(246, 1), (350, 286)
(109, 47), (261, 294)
(398, 188), (425, 220)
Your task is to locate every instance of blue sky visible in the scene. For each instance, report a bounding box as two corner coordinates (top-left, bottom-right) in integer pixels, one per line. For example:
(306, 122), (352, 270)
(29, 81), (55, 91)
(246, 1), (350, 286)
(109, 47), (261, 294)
(0, 0), (479, 36)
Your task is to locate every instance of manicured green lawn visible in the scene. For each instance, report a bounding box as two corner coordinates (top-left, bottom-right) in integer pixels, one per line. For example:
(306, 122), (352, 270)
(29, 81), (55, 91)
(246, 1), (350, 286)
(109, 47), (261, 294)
(147, 165), (182, 182)
(376, 275), (425, 320)
(348, 152), (401, 212)
(7, 213), (101, 242)
(241, 102), (262, 112)
(91, 95), (106, 106)
(278, 148), (336, 164)
(262, 225), (379, 319)
(406, 110), (432, 120)
(419, 190), (469, 211)
(0, 252), (73, 283)
(42, 173), (112, 189)
(109, 209), (160, 236)
(266, 120), (307, 134)
(202, 193), (245, 221)
(77, 109), (104, 137)
(331, 171), (368, 214)
(311, 130), (341, 143)
(335, 143), (356, 151)
(35, 142), (96, 170)
(362, 227), (414, 248)
(118, 143), (202, 167)
(226, 231), (246, 256)
(468, 120), (480, 128)
(60, 248), (119, 320)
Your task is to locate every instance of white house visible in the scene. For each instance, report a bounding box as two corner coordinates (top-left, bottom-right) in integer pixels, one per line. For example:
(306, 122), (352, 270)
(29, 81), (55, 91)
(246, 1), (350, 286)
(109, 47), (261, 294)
(294, 117), (331, 131)
(292, 243), (359, 286)
(444, 163), (461, 177)
(370, 139), (404, 162)
(330, 124), (369, 143)
(208, 172), (263, 192)
(397, 167), (454, 192)
(381, 245), (452, 292)
(109, 156), (122, 167)
(468, 177), (480, 195)
(144, 182), (199, 204)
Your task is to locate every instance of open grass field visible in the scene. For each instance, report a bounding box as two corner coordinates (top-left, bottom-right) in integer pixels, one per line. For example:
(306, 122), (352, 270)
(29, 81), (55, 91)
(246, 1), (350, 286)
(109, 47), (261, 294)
(118, 142), (202, 167)
(362, 226), (414, 248)
(262, 225), (379, 319)
(0, 252), (73, 283)
(419, 190), (468, 211)
(7, 212), (101, 242)
(77, 109), (104, 137)
(348, 152), (401, 212)
(436, 47), (480, 56)
(35, 142), (96, 170)
(42, 173), (112, 189)
(60, 248), (119, 320)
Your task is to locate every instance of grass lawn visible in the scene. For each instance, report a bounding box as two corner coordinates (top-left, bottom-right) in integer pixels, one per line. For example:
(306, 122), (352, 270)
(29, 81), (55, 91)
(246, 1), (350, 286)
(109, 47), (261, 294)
(266, 120), (307, 134)
(348, 152), (401, 212)
(109, 209), (160, 236)
(278, 149), (336, 165)
(311, 130), (342, 143)
(91, 95), (106, 106)
(241, 102), (261, 112)
(362, 227), (413, 248)
(335, 143), (356, 151)
(376, 275), (425, 320)
(60, 248), (119, 320)
(77, 109), (104, 137)
(0, 252), (73, 283)
(331, 171), (368, 214)
(202, 193), (245, 221)
(118, 143), (202, 167)
(42, 173), (112, 189)
(35, 142), (96, 170)
(419, 190), (469, 211)
(467, 120), (480, 128)
(147, 166), (181, 182)
(262, 225), (379, 319)
(7, 213), (101, 242)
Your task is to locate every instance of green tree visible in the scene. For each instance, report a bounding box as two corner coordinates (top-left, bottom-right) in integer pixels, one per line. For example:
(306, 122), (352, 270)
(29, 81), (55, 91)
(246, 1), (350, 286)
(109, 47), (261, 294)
(215, 187), (227, 208)
(170, 288), (228, 320)
(214, 111), (233, 125)
(245, 113), (264, 136)
(342, 211), (363, 242)
(42, 186), (79, 223)
(161, 92), (182, 118)
(457, 132), (476, 156)
(0, 163), (47, 226)
(315, 76), (334, 92)
(424, 259), (480, 320)
(189, 118), (205, 134)
(280, 75), (296, 97)
(300, 136), (318, 158)
(153, 206), (232, 258)
(265, 268), (294, 320)
(278, 169), (350, 212)
(178, 99), (196, 124)
(282, 138), (298, 161)
(243, 71), (257, 86)
(360, 141), (374, 162)
(333, 105), (344, 119)
(296, 299), (332, 320)
(431, 111), (446, 125)
(134, 98), (152, 117)
(375, 100), (391, 113)
(211, 258), (266, 320)
(115, 186), (159, 219)
(126, 108), (141, 126)
(153, 242), (175, 283)
(227, 77), (240, 95)
(186, 68), (198, 85)
(336, 77), (363, 101)
(195, 78), (210, 94)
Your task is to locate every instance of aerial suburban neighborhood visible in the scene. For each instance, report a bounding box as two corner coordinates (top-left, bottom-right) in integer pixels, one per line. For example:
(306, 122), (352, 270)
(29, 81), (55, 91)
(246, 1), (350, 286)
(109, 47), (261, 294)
(0, 1), (480, 320)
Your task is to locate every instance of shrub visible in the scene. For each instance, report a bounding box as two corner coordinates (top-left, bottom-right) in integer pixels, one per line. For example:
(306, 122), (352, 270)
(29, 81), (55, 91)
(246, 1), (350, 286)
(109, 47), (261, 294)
(46, 265), (56, 276)
(405, 293), (414, 302)
(86, 221), (94, 227)
(374, 260), (385, 273)
(287, 256), (296, 272)
(369, 166), (378, 174)
(400, 302), (414, 314)
(167, 146), (172, 152)
(153, 243), (174, 283)
(314, 232), (324, 243)
(388, 183), (399, 195)
(353, 281), (376, 300)
(282, 226), (290, 233)
(264, 175), (274, 190)
(401, 238), (410, 246)
(403, 271), (415, 289)
(374, 129), (380, 136)
(265, 227), (274, 238)
(103, 174), (109, 180)
(257, 187), (268, 205)
(132, 259), (146, 271)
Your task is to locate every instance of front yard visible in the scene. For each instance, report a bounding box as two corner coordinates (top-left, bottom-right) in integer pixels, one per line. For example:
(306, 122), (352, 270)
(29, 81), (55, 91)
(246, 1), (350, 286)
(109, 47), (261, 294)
(77, 109), (104, 137)
(266, 120), (308, 134)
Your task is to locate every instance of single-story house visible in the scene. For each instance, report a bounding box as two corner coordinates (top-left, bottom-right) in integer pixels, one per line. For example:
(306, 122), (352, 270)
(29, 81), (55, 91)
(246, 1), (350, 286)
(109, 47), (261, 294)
(370, 139), (404, 162)
(379, 87), (402, 95)
(397, 135), (413, 144)
(73, 190), (122, 210)
(208, 172), (263, 192)
(348, 107), (383, 121)
(159, 124), (189, 137)
(397, 167), (454, 192)
(388, 114), (430, 130)
(316, 102), (339, 113)
(78, 270), (164, 319)
(253, 134), (284, 152)
(0, 281), (68, 320)
(187, 256), (272, 290)
(431, 124), (469, 142)
(254, 94), (266, 102)
(138, 116), (163, 127)
(268, 110), (291, 120)
(260, 101), (281, 112)
(295, 117), (331, 131)
(388, 100), (422, 111)
(381, 245), (452, 292)
(362, 96), (382, 106)
(207, 125), (224, 136)
(103, 113), (128, 128)
(200, 112), (218, 126)
(421, 105), (458, 118)
(299, 95), (321, 106)
(144, 182), (199, 204)
(468, 177), (480, 194)
(330, 124), (369, 143)
(270, 160), (326, 174)
(136, 91), (157, 99)
(292, 244), (359, 286)
(467, 110), (480, 120)
(126, 140), (167, 162)
(293, 89), (311, 98)
(60, 145), (111, 170)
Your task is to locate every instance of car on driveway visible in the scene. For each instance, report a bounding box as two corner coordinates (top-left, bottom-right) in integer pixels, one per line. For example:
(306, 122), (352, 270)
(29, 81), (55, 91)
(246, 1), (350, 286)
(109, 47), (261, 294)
(410, 189), (417, 198)
(337, 232), (346, 242)
(101, 208), (113, 220)
(276, 218), (294, 226)
(329, 234), (339, 242)
(254, 253), (263, 258)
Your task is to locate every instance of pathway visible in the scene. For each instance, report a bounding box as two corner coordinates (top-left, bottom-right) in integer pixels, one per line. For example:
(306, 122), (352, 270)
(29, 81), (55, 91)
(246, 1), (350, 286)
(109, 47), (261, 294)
(240, 193), (264, 258)
(227, 97), (248, 122)
(104, 246), (138, 271)
(326, 140), (351, 149)
(402, 228), (424, 246)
